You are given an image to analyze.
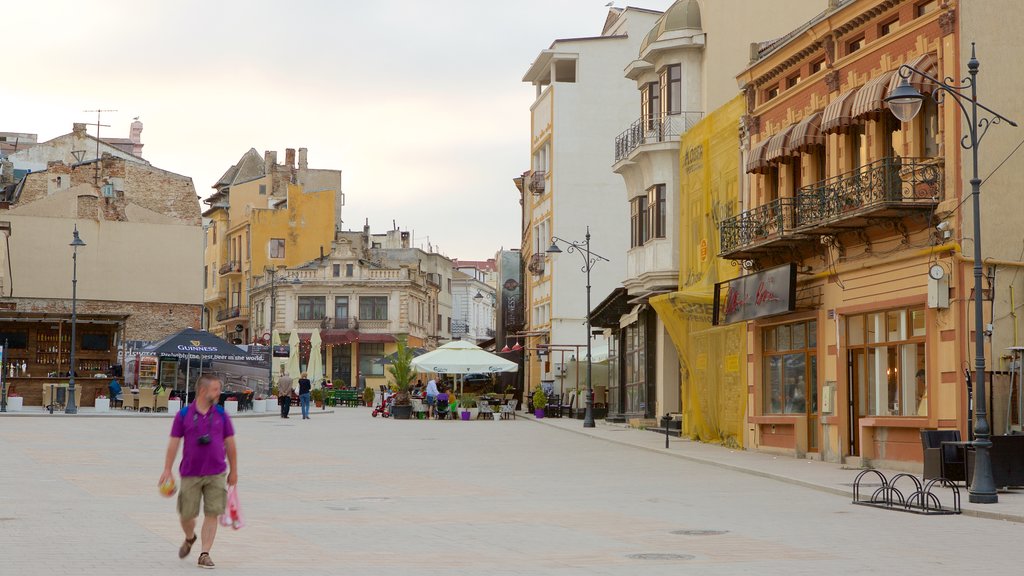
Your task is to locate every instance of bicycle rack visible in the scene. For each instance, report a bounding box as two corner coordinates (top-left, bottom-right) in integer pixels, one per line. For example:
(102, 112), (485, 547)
(852, 469), (961, 515)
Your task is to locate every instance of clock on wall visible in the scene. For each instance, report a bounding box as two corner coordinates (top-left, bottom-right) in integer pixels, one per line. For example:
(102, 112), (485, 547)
(929, 264), (945, 280)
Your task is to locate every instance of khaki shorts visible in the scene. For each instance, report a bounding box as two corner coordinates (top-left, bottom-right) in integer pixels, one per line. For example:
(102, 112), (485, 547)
(177, 473), (227, 519)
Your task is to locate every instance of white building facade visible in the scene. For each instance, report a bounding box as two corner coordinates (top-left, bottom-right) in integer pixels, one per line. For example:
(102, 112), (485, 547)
(520, 7), (664, 409)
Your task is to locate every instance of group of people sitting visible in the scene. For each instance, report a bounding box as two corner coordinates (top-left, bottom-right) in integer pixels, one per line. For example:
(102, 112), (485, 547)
(411, 378), (456, 419)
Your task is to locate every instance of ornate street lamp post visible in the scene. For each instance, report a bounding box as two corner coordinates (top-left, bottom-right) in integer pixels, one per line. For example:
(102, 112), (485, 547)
(547, 226), (609, 428)
(886, 43), (1017, 503)
(267, 267), (301, 396)
(66, 226), (86, 414)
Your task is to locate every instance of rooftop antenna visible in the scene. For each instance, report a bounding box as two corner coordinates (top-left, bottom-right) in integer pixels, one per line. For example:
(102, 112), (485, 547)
(83, 108), (117, 185)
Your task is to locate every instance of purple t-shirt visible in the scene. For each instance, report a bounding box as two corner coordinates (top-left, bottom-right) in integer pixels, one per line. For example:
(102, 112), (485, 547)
(170, 403), (235, 478)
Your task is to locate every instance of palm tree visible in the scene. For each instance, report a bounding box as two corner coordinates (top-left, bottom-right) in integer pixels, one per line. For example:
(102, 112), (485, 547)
(387, 338), (418, 407)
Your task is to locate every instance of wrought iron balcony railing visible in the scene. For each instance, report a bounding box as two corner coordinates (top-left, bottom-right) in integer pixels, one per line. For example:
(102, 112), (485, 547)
(218, 261), (241, 275)
(528, 171), (546, 194)
(614, 112), (703, 163)
(215, 306), (248, 322)
(719, 198), (797, 257)
(719, 157), (943, 259)
(794, 157), (942, 230)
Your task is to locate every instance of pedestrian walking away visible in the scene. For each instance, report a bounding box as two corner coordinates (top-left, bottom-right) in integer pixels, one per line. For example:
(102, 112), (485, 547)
(298, 371), (312, 420)
(278, 372), (295, 419)
(425, 377), (439, 418)
(159, 374), (238, 570)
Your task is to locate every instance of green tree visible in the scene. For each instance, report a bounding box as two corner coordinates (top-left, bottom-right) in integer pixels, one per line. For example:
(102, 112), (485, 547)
(387, 338), (418, 407)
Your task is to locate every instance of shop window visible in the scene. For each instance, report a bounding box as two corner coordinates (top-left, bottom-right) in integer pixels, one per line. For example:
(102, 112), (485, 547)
(762, 320), (817, 414)
(624, 315), (647, 416)
(847, 307), (927, 416)
(359, 343), (385, 376)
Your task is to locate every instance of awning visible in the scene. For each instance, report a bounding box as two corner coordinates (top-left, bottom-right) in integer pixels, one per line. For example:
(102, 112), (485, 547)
(764, 123), (796, 163)
(588, 287), (631, 329)
(320, 330), (397, 346)
(745, 139), (770, 173)
(790, 111), (824, 151)
(888, 52), (938, 94)
(821, 88), (858, 134)
(852, 70), (897, 119)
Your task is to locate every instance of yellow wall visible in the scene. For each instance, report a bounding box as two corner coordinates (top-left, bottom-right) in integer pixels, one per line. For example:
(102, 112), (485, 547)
(652, 94), (747, 447)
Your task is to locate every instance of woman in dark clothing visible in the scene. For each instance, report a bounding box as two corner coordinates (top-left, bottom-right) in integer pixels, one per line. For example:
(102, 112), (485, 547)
(298, 372), (312, 420)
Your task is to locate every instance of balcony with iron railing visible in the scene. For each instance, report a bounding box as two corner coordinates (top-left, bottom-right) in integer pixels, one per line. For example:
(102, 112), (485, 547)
(719, 157), (943, 260)
(215, 306), (248, 322)
(218, 261), (241, 276)
(528, 170), (546, 194)
(614, 112), (703, 163)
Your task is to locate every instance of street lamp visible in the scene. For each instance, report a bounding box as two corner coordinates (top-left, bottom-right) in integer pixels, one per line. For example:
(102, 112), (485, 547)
(886, 43), (1017, 504)
(66, 225), (86, 414)
(546, 225), (608, 428)
(267, 267), (301, 396)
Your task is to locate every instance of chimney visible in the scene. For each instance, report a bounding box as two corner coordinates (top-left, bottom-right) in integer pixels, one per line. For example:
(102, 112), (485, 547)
(129, 118), (144, 156)
(73, 123), (87, 136)
(285, 148), (296, 169)
(264, 150), (277, 175)
(298, 148), (308, 170)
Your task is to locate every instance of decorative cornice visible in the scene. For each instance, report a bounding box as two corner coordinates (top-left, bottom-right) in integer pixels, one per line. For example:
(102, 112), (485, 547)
(825, 70), (841, 93)
(938, 8), (956, 36)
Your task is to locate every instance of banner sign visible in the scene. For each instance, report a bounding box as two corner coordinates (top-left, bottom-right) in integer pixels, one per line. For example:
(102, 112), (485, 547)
(713, 263), (796, 325)
(272, 345), (291, 358)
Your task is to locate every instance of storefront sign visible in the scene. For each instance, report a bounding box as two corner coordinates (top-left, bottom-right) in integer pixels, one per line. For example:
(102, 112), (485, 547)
(713, 263), (796, 325)
(272, 345), (290, 358)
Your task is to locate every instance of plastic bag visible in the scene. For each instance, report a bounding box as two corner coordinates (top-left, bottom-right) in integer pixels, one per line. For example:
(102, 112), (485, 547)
(218, 485), (244, 530)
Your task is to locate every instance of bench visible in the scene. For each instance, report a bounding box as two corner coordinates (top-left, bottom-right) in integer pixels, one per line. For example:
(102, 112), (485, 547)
(331, 389), (362, 407)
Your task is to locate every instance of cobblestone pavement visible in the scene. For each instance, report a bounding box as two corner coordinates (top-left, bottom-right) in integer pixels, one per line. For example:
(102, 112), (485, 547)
(1, 408), (1021, 575)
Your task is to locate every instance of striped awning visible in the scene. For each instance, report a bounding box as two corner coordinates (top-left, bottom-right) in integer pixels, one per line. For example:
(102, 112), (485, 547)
(889, 52), (938, 94)
(852, 70), (897, 119)
(764, 123), (796, 163)
(745, 139), (769, 174)
(790, 111), (824, 151)
(821, 88), (858, 134)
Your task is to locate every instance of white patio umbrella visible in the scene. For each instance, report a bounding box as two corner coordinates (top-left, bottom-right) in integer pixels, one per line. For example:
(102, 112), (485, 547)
(307, 329), (325, 389)
(271, 329), (282, 390)
(286, 330), (301, 380)
(411, 340), (518, 396)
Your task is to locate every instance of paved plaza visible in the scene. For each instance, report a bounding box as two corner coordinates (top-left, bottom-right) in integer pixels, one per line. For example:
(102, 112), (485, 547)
(1, 407), (1023, 575)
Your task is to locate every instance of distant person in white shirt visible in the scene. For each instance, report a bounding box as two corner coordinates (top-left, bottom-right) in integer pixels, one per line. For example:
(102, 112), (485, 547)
(425, 378), (439, 418)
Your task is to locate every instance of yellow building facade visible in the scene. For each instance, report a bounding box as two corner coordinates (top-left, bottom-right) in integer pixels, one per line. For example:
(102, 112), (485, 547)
(203, 148), (342, 343)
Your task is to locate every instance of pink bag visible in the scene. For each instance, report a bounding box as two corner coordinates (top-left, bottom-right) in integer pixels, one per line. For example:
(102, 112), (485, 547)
(218, 485), (244, 530)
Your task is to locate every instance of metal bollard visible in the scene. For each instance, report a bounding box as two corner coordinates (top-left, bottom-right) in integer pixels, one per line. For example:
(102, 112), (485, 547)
(662, 413), (671, 449)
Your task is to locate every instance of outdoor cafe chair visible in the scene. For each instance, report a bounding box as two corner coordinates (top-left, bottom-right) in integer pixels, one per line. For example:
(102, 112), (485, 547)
(477, 400), (495, 420)
(137, 387), (155, 412)
(154, 391), (169, 413)
(501, 399), (518, 420)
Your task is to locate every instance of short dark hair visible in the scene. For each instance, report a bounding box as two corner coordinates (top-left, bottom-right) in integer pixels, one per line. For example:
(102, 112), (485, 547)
(196, 374), (223, 391)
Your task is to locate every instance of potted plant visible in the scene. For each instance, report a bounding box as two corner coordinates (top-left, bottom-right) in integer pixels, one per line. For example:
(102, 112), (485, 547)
(95, 393), (110, 413)
(532, 388), (546, 418)
(224, 395), (239, 414)
(387, 338), (417, 419)
(363, 386), (375, 407)
(459, 396), (475, 421)
(311, 388), (324, 408)
(253, 393), (266, 413)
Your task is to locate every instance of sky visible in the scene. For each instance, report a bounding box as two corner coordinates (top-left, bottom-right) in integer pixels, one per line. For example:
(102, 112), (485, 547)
(1, 0), (674, 261)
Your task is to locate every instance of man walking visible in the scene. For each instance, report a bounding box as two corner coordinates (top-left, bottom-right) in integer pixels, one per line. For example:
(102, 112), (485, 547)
(278, 372), (294, 418)
(159, 374), (238, 569)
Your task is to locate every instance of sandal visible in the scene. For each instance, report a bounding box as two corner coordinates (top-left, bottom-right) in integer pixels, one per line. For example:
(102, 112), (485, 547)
(178, 534), (197, 559)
